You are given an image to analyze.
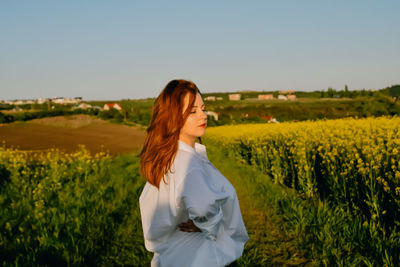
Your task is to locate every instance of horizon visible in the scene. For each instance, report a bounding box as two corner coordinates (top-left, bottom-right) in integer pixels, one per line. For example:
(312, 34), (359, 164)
(1, 85), (392, 102)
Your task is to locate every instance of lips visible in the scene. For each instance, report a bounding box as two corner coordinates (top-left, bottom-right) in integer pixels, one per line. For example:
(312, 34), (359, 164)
(199, 123), (207, 127)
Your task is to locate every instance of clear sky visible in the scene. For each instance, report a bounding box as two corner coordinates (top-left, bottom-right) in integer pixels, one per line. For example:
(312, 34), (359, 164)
(1, 1), (399, 100)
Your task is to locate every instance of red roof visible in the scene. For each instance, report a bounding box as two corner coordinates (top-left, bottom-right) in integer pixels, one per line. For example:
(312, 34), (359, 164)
(104, 103), (122, 110)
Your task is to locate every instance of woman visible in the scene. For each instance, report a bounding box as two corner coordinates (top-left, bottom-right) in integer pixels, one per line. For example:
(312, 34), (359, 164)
(139, 79), (249, 267)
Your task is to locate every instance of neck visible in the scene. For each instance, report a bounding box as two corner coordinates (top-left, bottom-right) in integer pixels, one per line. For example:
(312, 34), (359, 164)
(179, 135), (195, 148)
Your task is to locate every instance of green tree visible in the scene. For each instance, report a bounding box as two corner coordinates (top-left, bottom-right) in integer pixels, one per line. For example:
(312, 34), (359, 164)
(0, 112), (14, 123)
(344, 85), (349, 98)
(388, 85), (400, 101)
(327, 87), (334, 98)
(361, 89), (367, 97)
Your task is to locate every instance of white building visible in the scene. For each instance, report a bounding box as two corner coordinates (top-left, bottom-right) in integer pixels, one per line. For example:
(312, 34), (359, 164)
(73, 103), (93, 110)
(52, 97), (81, 105)
(37, 98), (50, 104)
(205, 111), (219, 121)
(204, 96), (216, 101)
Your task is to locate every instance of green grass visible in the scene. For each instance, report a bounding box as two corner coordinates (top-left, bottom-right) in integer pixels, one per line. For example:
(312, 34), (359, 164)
(0, 148), (152, 266)
(205, 96), (400, 125)
(204, 140), (400, 266)
(2, 142), (399, 266)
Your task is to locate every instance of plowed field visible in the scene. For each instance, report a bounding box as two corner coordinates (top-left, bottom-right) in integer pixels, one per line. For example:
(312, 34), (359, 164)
(0, 115), (146, 156)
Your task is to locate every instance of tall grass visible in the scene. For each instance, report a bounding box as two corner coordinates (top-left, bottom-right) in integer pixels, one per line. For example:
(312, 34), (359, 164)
(204, 116), (400, 266)
(0, 145), (151, 266)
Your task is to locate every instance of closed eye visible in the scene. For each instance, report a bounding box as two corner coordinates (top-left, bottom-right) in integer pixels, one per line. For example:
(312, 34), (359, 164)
(190, 107), (206, 114)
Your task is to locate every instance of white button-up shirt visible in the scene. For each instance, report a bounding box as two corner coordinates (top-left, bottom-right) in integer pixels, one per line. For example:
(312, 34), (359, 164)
(139, 140), (249, 267)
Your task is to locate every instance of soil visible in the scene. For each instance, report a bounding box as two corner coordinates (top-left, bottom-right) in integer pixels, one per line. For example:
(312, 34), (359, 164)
(0, 115), (146, 156)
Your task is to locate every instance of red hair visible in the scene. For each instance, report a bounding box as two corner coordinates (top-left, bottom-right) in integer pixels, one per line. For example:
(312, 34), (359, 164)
(140, 79), (201, 189)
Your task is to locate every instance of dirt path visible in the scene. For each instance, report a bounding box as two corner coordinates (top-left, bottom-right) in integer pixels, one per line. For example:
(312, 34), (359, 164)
(206, 146), (311, 266)
(0, 115), (146, 156)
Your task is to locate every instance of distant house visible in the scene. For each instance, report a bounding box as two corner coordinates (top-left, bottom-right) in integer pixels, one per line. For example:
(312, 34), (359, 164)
(52, 97), (81, 105)
(216, 97), (223, 101)
(37, 98), (50, 104)
(258, 94), (274, 100)
(205, 111), (219, 121)
(287, 95), (296, 100)
(261, 116), (279, 123)
(229, 94), (241, 101)
(92, 105), (103, 110)
(52, 97), (63, 104)
(73, 103), (92, 110)
(262, 115), (273, 121)
(204, 96), (216, 101)
(279, 90), (294, 94)
(103, 103), (122, 111)
(278, 95), (288, 100)
(11, 99), (35, 105)
(14, 100), (25, 105)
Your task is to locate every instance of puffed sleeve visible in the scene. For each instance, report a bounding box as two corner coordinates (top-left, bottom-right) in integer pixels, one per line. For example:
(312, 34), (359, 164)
(179, 168), (230, 241)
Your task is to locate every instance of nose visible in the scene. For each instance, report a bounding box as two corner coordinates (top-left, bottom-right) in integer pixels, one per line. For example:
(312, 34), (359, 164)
(201, 110), (207, 120)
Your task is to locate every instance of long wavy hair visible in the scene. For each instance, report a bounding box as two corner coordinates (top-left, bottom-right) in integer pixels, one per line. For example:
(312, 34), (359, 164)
(140, 79), (201, 189)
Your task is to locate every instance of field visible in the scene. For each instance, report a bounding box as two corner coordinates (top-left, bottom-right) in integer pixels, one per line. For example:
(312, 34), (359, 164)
(0, 115), (146, 156)
(1, 114), (400, 265)
(3, 88), (400, 127)
(0, 145), (152, 265)
(205, 116), (400, 265)
(0, 115), (152, 265)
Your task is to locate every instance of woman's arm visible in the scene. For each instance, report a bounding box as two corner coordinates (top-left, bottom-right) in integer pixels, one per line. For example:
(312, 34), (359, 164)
(178, 168), (229, 241)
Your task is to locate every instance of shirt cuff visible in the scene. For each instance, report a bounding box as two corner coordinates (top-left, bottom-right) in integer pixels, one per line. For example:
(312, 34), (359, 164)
(190, 206), (223, 241)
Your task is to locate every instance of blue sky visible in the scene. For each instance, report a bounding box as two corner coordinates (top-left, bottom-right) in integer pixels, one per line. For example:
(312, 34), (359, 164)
(1, 1), (399, 100)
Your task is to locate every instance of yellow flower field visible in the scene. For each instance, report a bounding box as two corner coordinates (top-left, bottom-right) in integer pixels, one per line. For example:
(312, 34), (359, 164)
(0, 145), (151, 265)
(205, 116), (400, 235)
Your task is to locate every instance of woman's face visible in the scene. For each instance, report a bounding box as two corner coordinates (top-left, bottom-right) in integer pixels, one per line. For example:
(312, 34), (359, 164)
(179, 92), (207, 145)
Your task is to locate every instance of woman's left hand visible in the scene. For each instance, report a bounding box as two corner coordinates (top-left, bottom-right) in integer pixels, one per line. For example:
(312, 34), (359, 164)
(178, 219), (202, 232)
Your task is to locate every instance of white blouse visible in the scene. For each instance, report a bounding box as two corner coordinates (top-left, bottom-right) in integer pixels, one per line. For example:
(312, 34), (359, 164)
(139, 140), (249, 267)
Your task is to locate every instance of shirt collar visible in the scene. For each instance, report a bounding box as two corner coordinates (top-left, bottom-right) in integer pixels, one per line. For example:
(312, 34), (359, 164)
(178, 140), (209, 161)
